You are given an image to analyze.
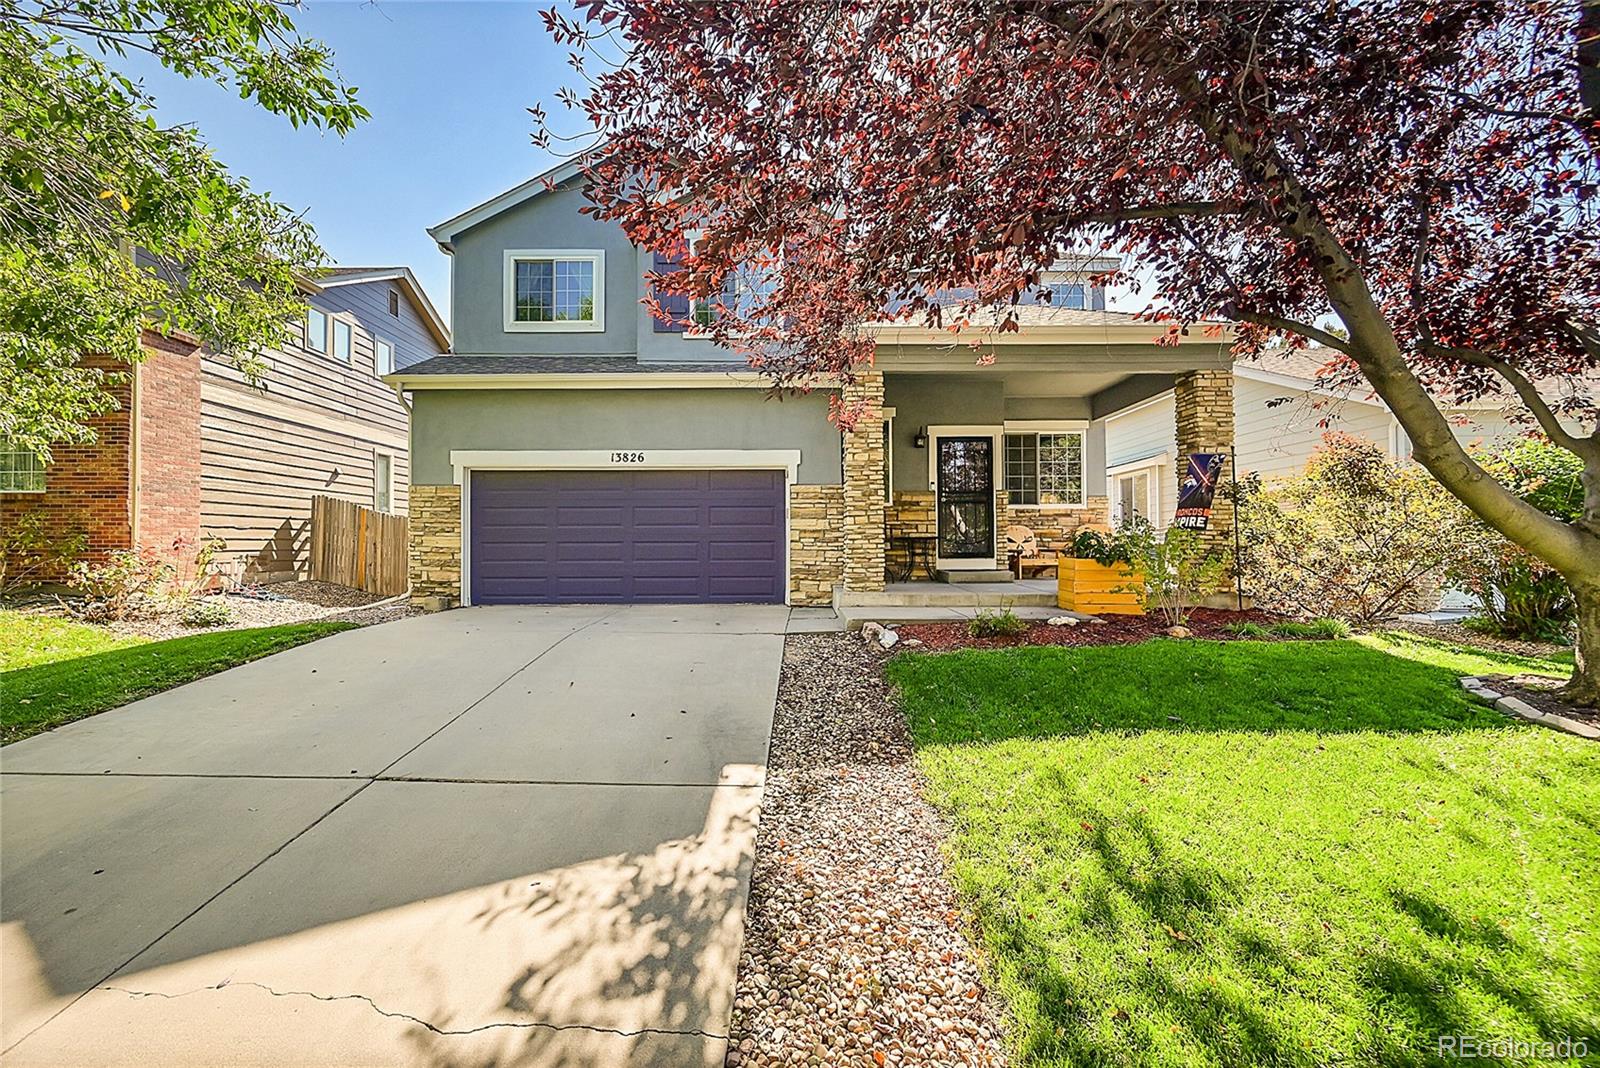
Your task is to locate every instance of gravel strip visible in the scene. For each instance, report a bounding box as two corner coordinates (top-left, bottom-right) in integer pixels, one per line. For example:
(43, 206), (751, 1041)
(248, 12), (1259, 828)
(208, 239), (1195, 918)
(727, 633), (1008, 1067)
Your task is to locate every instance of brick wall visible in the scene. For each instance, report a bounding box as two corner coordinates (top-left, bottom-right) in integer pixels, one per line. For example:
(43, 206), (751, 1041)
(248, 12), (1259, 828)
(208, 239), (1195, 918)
(134, 331), (202, 554)
(789, 484), (844, 605)
(0, 358), (133, 582)
(409, 484), (462, 607)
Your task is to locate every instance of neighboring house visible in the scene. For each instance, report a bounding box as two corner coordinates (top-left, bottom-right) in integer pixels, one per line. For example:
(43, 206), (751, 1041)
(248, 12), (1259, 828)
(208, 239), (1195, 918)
(388, 159), (1238, 608)
(0, 267), (449, 584)
(1101, 347), (1563, 529)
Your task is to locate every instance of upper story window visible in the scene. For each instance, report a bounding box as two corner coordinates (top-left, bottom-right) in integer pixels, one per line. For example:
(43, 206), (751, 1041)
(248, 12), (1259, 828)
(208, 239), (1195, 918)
(0, 443), (46, 493)
(503, 250), (605, 332)
(1045, 283), (1086, 309)
(388, 290), (400, 317)
(374, 338), (395, 376)
(333, 319), (354, 363)
(305, 306), (329, 354)
(1004, 429), (1085, 506)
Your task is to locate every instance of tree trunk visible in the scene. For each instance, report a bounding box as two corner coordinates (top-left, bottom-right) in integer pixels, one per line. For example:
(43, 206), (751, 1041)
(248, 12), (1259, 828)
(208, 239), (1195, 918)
(1564, 578), (1600, 708)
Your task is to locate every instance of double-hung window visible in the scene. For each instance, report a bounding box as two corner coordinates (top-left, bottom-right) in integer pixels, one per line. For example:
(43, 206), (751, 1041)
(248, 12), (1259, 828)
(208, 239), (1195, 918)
(305, 306), (328, 354)
(374, 338), (395, 376)
(333, 319), (354, 364)
(1003, 430), (1085, 506)
(0, 443), (46, 493)
(504, 250), (604, 331)
(374, 452), (394, 513)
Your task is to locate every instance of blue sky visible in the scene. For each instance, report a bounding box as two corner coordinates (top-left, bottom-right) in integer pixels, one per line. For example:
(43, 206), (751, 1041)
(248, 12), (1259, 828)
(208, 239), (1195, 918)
(122, 1), (574, 317)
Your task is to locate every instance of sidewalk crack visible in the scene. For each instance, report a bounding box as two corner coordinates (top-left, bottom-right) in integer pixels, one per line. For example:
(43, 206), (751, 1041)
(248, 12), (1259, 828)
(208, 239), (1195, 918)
(101, 982), (726, 1040)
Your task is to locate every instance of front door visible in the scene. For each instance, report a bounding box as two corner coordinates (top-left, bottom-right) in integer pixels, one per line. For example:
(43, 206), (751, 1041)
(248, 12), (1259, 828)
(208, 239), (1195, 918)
(936, 436), (995, 561)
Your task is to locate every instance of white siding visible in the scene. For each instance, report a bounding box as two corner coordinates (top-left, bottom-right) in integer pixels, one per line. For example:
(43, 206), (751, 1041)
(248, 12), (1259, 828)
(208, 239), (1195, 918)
(1104, 395), (1177, 527)
(1233, 376), (1395, 480)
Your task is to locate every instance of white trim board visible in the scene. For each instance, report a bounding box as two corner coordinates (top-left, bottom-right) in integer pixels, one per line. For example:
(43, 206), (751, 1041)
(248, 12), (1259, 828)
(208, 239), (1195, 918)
(450, 449), (803, 486)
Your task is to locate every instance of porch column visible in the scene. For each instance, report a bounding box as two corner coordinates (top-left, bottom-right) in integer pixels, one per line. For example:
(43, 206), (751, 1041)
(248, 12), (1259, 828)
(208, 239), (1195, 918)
(1172, 368), (1236, 559)
(841, 370), (886, 592)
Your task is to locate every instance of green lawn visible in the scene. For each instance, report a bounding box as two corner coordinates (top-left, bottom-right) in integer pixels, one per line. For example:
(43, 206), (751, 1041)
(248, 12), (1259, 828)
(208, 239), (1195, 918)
(1, 610), (355, 744)
(888, 640), (1600, 1068)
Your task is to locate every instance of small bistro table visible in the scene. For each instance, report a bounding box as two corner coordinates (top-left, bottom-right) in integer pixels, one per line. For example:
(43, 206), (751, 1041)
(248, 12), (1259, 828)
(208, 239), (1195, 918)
(887, 535), (939, 582)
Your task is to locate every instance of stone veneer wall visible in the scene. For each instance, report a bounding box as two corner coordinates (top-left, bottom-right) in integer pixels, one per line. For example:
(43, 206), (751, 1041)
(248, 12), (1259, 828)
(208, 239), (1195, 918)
(841, 372), (886, 592)
(995, 492), (1112, 568)
(789, 484), (844, 605)
(409, 484), (462, 607)
(1173, 368), (1236, 560)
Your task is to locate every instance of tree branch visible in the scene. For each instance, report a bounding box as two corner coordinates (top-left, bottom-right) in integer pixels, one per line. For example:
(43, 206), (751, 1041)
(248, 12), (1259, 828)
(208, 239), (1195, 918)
(1420, 340), (1595, 457)
(1230, 309), (1357, 356)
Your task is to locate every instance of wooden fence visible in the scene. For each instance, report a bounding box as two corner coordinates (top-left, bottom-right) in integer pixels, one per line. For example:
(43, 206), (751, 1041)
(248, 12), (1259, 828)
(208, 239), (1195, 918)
(309, 495), (409, 597)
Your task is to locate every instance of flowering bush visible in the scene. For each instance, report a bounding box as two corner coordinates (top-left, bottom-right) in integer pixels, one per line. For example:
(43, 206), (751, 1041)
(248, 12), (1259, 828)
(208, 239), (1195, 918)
(1234, 434), (1470, 626)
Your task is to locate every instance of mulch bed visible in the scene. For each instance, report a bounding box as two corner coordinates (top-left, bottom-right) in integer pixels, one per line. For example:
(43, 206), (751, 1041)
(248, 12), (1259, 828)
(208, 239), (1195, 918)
(897, 607), (1284, 652)
(1478, 673), (1599, 727)
(726, 634), (1008, 1067)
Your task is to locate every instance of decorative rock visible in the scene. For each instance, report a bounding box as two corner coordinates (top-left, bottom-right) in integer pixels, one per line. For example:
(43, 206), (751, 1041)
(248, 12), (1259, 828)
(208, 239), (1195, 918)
(1165, 625), (1193, 639)
(878, 629), (900, 650)
(860, 621), (885, 643)
(902, 638), (923, 648)
(1046, 616), (1079, 627)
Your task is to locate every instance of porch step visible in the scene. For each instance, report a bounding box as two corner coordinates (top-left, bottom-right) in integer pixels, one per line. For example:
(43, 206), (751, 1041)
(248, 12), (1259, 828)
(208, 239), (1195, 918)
(836, 604), (1077, 632)
(935, 568), (1016, 584)
(835, 585), (1056, 609)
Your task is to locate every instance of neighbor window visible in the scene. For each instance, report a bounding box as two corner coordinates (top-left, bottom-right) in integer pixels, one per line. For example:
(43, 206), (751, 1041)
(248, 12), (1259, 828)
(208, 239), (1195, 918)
(374, 452), (393, 512)
(0, 444), (46, 493)
(333, 319), (353, 363)
(504, 250), (604, 331)
(388, 289), (400, 317)
(374, 338), (395, 376)
(1045, 283), (1086, 309)
(1004, 431), (1085, 506)
(305, 306), (328, 353)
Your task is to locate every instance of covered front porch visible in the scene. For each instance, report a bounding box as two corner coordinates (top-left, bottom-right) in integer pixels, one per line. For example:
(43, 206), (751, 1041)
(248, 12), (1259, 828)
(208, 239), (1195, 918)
(830, 325), (1237, 606)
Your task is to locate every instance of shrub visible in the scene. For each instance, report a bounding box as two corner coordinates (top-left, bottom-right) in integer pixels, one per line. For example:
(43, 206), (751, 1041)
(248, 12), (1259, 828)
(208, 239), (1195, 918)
(969, 607), (1029, 638)
(0, 511), (87, 592)
(1446, 437), (1579, 642)
(1113, 517), (1228, 627)
(1070, 528), (1128, 566)
(180, 597), (233, 628)
(70, 547), (176, 621)
(1233, 433), (1470, 626)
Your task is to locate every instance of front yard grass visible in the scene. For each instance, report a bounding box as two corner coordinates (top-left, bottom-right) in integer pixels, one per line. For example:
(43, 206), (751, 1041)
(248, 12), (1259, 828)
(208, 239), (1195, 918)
(1, 611), (355, 744)
(888, 639), (1600, 1067)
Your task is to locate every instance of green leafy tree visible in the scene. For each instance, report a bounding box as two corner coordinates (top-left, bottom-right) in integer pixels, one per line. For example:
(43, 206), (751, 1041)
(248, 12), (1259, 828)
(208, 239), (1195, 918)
(0, 0), (367, 458)
(1450, 438), (1585, 640)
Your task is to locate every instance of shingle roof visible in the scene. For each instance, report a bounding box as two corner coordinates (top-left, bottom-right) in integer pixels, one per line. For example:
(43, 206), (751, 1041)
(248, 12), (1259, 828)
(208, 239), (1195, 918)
(393, 355), (754, 376)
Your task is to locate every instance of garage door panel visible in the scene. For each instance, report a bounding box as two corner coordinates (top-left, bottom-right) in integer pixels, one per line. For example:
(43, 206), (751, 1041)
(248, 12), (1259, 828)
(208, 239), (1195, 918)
(469, 469), (786, 605)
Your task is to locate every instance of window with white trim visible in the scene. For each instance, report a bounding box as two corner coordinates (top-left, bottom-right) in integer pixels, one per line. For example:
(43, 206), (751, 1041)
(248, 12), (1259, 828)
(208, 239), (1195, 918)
(374, 452), (393, 513)
(1045, 283), (1086, 309)
(374, 338), (395, 376)
(692, 262), (780, 328)
(0, 444), (46, 493)
(1004, 431), (1085, 506)
(1114, 470), (1153, 525)
(333, 319), (353, 363)
(504, 250), (604, 331)
(305, 306), (328, 354)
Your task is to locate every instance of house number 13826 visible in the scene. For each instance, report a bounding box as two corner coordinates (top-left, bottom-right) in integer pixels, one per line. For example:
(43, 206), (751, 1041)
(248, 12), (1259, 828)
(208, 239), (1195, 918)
(610, 451), (646, 464)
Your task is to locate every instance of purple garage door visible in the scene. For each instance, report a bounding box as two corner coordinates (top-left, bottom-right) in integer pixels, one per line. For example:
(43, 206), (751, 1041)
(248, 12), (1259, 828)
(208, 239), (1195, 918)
(468, 469), (787, 605)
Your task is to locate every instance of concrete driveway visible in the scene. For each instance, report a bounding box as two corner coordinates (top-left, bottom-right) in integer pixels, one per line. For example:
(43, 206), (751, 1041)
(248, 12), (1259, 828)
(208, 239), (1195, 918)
(0, 604), (786, 1067)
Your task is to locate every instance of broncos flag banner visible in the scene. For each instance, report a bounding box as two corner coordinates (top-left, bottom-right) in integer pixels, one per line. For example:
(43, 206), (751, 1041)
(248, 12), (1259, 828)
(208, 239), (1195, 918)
(1174, 453), (1226, 531)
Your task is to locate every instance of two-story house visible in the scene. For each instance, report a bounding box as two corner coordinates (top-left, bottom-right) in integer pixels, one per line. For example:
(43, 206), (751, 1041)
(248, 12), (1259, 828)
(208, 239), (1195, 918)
(0, 267), (449, 584)
(389, 159), (1238, 609)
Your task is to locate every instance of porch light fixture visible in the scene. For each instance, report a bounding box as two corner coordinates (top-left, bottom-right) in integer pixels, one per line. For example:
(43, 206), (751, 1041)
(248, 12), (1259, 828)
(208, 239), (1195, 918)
(912, 427), (928, 448)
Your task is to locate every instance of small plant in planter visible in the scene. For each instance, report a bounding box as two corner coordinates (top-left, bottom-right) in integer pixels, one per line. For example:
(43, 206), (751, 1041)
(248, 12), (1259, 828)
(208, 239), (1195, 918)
(1058, 529), (1143, 615)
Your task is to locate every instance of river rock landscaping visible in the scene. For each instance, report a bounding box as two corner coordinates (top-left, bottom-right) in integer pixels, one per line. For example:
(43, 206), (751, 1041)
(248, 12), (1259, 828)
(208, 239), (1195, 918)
(726, 633), (1008, 1067)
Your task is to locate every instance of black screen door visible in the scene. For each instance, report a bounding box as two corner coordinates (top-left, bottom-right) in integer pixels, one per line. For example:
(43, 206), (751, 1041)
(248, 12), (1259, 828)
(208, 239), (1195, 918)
(936, 436), (995, 559)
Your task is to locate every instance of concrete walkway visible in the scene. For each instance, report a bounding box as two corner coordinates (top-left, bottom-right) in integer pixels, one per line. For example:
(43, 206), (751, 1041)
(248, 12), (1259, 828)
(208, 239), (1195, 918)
(1, 604), (786, 1067)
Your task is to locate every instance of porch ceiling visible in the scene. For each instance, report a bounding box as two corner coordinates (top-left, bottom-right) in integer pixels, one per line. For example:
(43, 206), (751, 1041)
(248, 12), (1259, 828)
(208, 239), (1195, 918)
(884, 369), (1129, 398)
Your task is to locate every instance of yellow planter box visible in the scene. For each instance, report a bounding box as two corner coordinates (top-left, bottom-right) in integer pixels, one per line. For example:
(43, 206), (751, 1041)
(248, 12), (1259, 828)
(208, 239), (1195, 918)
(1057, 555), (1144, 615)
